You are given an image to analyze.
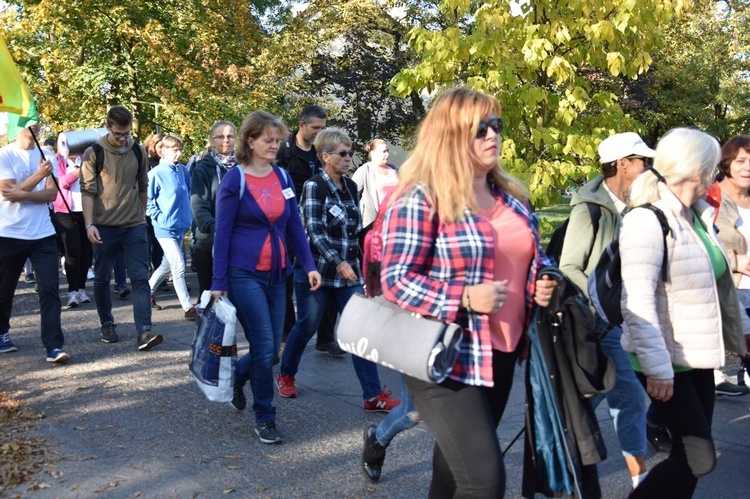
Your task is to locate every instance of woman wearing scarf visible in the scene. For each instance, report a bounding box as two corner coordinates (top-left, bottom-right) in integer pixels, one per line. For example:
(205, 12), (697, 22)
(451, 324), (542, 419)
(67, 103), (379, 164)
(190, 121), (237, 296)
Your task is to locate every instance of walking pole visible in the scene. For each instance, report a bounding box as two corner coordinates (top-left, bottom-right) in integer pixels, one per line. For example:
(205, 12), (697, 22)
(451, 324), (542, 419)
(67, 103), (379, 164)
(502, 426), (526, 456)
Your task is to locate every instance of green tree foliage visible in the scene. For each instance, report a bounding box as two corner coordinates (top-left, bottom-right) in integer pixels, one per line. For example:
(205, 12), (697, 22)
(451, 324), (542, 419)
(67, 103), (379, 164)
(621, 0), (750, 143)
(391, 0), (688, 207)
(253, 0), (425, 150)
(1, 0), (284, 151)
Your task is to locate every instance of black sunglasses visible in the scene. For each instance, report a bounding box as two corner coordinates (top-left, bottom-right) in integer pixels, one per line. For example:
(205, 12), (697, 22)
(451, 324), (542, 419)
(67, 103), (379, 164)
(330, 150), (354, 158)
(476, 118), (503, 139)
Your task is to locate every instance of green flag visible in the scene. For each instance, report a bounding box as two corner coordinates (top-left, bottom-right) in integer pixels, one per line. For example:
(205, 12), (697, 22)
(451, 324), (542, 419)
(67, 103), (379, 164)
(1, 33), (39, 141)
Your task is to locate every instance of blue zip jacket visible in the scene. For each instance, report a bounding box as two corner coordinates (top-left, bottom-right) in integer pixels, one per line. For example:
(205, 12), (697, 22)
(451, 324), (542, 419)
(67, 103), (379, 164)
(147, 159), (192, 239)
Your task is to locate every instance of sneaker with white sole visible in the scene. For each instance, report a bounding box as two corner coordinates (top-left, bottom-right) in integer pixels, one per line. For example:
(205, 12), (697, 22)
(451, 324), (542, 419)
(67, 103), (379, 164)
(66, 291), (79, 308)
(76, 289), (91, 303)
(0, 333), (18, 353)
(100, 321), (119, 343)
(87, 269), (95, 280)
(715, 380), (750, 396)
(137, 327), (163, 351)
(364, 387), (401, 413)
(255, 422), (282, 444)
(46, 348), (70, 363)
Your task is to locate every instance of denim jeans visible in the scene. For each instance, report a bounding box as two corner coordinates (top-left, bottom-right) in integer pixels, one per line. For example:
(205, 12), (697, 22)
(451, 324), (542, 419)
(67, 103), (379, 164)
(0, 236), (64, 350)
(114, 250), (126, 288)
(591, 319), (648, 457)
(376, 374), (419, 447)
(229, 267), (286, 424)
(280, 267), (382, 400)
(150, 236), (192, 311)
(93, 224), (151, 331)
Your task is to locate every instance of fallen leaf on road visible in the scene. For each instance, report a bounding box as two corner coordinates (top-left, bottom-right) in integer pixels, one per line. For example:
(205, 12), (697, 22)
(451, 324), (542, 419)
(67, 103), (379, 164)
(38, 482), (51, 489)
(223, 489), (235, 494)
(70, 483), (80, 490)
(227, 466), (241, 470)
(75, 386), (92, 391)
(174, 454), (185, 458)
(109, 481), (117, 487)
(223, 455), (242, 460)
(258, 486), (268, 492)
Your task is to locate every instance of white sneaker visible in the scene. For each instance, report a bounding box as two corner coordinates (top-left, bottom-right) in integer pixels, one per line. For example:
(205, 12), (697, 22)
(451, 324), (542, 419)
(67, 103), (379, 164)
(87, 269), (95, 280)
(66, 291), (79, 308)
(76, 289), (91, 303)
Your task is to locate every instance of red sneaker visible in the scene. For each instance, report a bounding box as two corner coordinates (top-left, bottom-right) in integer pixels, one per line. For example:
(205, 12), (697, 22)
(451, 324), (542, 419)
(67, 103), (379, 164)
(276, 374), (297, 398)
(364, 387), (401, 413)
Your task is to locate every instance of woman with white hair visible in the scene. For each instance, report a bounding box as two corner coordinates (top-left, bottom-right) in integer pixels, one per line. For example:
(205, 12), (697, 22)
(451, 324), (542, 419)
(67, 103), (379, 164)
(620, 128), (746, 497)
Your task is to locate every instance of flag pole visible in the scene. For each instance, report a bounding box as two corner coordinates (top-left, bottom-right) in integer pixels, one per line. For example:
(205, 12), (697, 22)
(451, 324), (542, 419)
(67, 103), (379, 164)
(27, 126), (76, 221)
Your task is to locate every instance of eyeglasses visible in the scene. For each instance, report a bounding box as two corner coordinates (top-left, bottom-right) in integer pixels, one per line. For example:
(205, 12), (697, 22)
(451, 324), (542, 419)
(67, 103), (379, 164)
(212, 134), (236, 141)
(476, 118), (503, 139)
(110, 130), (132, 139)
(329, 150), (354, 158)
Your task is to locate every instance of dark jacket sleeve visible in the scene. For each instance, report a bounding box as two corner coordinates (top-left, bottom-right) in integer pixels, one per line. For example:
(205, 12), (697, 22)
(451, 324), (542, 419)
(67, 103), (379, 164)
(190, 163), (215, 235)
(211, 168), (241, 291)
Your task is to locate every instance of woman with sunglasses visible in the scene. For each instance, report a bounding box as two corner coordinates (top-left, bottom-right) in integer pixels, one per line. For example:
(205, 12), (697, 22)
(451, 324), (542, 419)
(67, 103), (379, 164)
(379, 88), (556, 497)
(277, 128), (400, 414)
(190, 121), (237, 297)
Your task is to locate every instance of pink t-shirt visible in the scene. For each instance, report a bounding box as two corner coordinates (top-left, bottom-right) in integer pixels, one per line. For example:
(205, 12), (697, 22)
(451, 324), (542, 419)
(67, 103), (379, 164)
(481, 200), (534, 352)
(372, 167), (399, 208)
(246, 173), (287, 271)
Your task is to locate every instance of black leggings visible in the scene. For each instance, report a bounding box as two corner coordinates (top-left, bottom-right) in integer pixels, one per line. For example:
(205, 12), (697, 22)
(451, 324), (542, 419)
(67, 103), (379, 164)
(405, 348), (519, 499)
(55, 211), (93, 292)
(631, 369), (716, 498)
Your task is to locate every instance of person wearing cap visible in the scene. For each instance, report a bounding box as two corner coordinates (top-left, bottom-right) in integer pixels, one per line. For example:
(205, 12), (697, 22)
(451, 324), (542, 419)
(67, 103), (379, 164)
(0, 115), (70, 363)
(558, 131), (655, 493)
(619, 128), (745, 498)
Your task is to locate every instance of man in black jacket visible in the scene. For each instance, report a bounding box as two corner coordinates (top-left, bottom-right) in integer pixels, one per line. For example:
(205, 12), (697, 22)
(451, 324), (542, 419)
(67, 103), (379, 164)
(276, 105), (344, 356)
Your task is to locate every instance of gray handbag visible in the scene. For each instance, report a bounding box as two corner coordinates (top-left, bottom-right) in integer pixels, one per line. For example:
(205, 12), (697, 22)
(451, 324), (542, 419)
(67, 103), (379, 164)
(336, 293), (464, 383)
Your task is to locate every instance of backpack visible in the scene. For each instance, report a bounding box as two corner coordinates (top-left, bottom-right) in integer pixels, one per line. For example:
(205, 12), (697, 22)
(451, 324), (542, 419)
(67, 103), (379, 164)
(92, 142), (143, 182)
(362, 192), (396, 298)
(546, 203), (600, 263)
(587, 204), (671, 327)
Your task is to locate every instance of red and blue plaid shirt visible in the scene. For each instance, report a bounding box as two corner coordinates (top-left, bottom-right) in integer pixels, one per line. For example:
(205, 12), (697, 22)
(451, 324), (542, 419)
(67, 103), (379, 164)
(381, 182), (553, 387)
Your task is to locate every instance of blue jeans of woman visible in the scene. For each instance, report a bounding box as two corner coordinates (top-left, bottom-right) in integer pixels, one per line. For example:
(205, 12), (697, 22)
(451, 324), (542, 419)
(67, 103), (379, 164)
(280, 267), (381, 400)
(376, 374), (419, 446)
(591, 319), (648, 458)
(229, 267), (286, 424)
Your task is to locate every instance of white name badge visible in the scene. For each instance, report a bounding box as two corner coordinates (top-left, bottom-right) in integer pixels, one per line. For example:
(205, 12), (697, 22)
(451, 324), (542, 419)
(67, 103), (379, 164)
(329, 205), (343, 217)
(282, 187), (295, 199)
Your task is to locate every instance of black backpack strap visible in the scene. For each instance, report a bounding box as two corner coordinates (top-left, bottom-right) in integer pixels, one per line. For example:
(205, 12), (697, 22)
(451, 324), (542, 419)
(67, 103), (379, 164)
(92, 143), (104, 176)
(641, 204), (671, 282)
(586, 203), (600, 238)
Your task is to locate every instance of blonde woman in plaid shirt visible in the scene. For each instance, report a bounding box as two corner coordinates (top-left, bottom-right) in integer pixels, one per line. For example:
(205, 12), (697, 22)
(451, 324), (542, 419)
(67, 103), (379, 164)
(380, 88), (557, 497)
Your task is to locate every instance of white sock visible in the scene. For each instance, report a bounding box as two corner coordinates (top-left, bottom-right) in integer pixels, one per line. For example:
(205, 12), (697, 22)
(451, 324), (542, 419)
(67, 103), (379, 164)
(632, 471), (649, 489)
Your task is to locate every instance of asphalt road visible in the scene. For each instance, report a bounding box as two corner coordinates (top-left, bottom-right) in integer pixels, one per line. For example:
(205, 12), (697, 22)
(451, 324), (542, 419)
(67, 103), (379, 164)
(1, 270), (748, 498)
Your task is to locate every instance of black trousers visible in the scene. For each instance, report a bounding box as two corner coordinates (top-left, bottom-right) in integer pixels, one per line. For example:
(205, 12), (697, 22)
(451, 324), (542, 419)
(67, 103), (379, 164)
(194, 246), (213, 297)
(146, 216), (163, 271)
(631, 369), (716, 498)
(0, 235), (64, 350)
(405, 348), (519, 499)
(54, 212), (93, 292)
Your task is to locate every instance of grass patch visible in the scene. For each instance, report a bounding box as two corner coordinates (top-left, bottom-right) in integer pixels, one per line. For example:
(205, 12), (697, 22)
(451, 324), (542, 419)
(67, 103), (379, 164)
(537, 200), (573, 247)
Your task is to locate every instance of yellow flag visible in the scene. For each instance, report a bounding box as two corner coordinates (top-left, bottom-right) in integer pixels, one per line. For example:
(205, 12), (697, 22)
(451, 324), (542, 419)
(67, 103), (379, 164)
(0, 33), (34, 116)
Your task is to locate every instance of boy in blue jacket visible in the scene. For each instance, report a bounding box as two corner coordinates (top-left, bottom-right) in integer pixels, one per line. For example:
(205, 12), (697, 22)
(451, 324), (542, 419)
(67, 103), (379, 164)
(147, 136), (196, 320)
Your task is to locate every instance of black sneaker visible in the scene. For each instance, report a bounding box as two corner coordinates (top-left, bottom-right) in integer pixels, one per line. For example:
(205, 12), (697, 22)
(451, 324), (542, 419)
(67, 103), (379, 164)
(315, 341), (346, 356)
(117, 286), (131, 299)
(137, 327), (163, 351)
(255, 422), (282, 444)
(151, 296), (162, 310)
(361, 424), (386, 482)
(231, 386), (246, 411)
(646, 423), (672, 453)
(157, 281), (170, 292)
(100, 321), (119, 343)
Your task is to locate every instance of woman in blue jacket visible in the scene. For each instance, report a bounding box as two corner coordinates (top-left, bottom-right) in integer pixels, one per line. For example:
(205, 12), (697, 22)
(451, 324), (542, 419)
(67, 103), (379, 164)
(147, 136), (196, 320)
(211, 111), (320, 445)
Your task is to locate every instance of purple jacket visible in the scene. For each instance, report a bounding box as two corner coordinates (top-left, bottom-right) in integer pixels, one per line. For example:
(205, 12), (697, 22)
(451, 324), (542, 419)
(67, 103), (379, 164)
(211, 165), (315, 291)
